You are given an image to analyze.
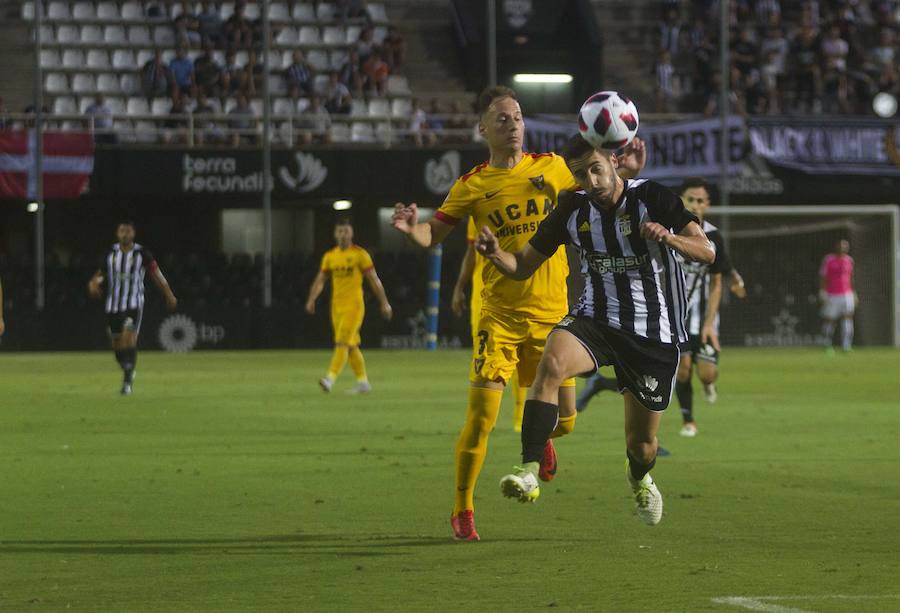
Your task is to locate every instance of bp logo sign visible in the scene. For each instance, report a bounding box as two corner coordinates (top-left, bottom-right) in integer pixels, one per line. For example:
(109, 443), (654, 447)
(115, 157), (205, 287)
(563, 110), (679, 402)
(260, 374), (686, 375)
(158, 315), (225, 352)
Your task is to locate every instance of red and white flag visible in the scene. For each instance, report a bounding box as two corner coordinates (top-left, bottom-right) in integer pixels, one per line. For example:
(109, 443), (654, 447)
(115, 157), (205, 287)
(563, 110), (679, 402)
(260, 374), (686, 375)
(0, 130), (95, 199)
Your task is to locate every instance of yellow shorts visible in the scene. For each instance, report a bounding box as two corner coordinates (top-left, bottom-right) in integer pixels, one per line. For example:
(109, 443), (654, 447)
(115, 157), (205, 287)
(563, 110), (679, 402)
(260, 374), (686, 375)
(470, 308), (576, 388)
(332, 306), (364, 346)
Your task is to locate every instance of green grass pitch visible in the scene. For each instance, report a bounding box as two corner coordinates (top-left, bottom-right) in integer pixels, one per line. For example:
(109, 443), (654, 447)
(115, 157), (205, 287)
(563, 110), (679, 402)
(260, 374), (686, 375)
(1, 348), (898, 612)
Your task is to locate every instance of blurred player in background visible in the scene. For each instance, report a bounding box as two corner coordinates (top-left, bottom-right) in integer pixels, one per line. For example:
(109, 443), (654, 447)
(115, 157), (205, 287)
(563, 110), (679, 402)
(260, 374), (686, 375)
(481, 135), (714, 525)
(306, 219), (393, 393)
(88, 221), (178, 395)
(451, 216), (526, 432)
(820, 239), (855, 353)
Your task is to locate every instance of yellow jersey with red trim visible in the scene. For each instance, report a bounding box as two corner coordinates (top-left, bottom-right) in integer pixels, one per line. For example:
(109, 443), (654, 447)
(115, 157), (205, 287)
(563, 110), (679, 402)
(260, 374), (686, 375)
(436, 153), (576, 319)
(320, 245), (374, 310)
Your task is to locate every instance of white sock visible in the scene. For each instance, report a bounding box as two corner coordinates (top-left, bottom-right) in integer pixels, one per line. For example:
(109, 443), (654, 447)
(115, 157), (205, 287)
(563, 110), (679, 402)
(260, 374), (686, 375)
(840, 318), (854, 351)
(822, 321), (836, 346)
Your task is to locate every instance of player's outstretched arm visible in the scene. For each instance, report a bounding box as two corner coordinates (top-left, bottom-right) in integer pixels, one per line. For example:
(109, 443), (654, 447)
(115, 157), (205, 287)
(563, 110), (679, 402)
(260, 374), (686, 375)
(87, 270), (104, 300)
(364, 268), (393, 320)
(475, 226), (548, 281)
(150, 266), (178, 311)
(305, 271), (327, 315)
(451, 242), (476, 317)
(616, 137), (646, 179)
(641, 221), (715, 264)
(391, 202), (454, 249)
(729, 269), (747, 298)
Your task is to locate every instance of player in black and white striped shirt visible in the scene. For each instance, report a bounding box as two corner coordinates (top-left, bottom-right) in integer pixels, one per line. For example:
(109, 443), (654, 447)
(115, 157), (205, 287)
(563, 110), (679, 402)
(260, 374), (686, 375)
(476, 135), (715, 525)
(88, 221), (177, 395)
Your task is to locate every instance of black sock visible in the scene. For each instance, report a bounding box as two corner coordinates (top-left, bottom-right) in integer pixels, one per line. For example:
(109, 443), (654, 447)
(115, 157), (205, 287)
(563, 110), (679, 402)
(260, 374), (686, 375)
(521, 399), (559, 464)
(114, 350), (126, 368)
(627, 450), (657, 482)
(676, 379), (693, 423)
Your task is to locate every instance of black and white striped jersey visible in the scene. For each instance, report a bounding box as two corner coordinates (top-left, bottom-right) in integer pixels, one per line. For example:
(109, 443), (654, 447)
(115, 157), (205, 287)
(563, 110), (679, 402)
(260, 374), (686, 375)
(678, 221), (732, 336)
(530, 179), (700, 345)
(102, 243), (157, 314)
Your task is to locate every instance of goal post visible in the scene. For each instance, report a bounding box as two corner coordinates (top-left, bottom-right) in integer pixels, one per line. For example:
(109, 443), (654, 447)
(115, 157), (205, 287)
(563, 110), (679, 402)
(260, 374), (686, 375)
(705, 205), (899, 348)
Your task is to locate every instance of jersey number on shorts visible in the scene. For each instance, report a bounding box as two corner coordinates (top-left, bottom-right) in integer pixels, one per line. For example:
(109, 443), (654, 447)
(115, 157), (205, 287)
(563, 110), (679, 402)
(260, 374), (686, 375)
(474, 330), (489, 374)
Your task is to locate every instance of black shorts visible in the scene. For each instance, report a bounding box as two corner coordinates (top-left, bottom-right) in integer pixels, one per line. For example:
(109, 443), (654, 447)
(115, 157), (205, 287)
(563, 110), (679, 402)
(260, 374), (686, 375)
(106, 309), (143, 336)
(554, 315), (680, 412)
(687, 334), (720, 365)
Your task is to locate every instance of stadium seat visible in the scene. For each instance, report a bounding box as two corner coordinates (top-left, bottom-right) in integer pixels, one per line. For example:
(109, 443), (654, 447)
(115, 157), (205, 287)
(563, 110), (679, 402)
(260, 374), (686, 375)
(161, 50), (176, 63)
(265, 52), (284, 70)
(106, 97), (126, 115)
(128, 25), (151, 45)
(45, 73), (69, 93)
(151, 98), (170, 116)
(299, 26), (321, 44)
(316, 3), (335, 22)
(153, 26), (175, 46)
(78, 97), (95, 114)
(330, 122), (351, 142)
(367, 3), (388, 23)
(307, 50), (328, 72)
(87, 50), (111, 69)
(244, 3), (260, 19)
(296, 97), (310, 113)
(375, 122), (394, 144)
(386, 75), (411, 96)
(97, 74), (121, 94)
(351, 122), (375, 142)
(235, 51), (250, 67)
(273, 98), (295, 116)
(275, 27), (298, 45)
(250, 99), (264, 117)
(330, 50), (348, 70)
(40, 49), (61, 69)
(22, 2), (34, 20)
(312, 74), (328, 92)
(72, 3), (97, 20)
(114, 120), (135, 142)
(127, 97), (150, 115)
(135, 50), (154, 68)
(368, 98), (390, 117)
(269, 3), (290, 21)
(121, 2), (144, 20)
(322, 26), (345, 46)
(220, 2), (234, 19)
(270, 78), (287, 95)
(134, 121), (157, 143)
(349, 99), (367, 117)
(345, 25), (362, 44)
(81, 25), (104, 44)
(112, 49), (136, 70)
(47, 2), (70, 20)
(373, 26), (387, 44)
(213, 50), (226, 66)
(97, 2), (119, 20)
(120, 73), (140, 94)
(57, 25), (80, 44)
(37, 25), (54, 43)
(292, 3), (315, 22)
(105, 25), (127, 44)
(52, 96), (77, 115)
(72, 74), (96, 94)
(391, 98), (412, 118)
(62, 49), (85, 68)
(61, 120), (81, 131)
(280, 50), (293, 68)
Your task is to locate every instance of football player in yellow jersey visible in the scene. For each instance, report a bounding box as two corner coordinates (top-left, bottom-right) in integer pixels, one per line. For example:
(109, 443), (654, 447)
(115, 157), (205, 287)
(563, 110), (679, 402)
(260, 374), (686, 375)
(451, 217), (527, 432)
(393, 85), (583, 542)
(306, 219), (393, 393)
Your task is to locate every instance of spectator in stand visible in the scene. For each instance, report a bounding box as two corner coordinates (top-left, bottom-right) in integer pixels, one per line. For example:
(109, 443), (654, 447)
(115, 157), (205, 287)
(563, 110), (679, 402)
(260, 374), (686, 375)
(285, 50), (315, 98)
(142, 50), (173, 103)
(754, 0), (781, 26)
(355, 26), (376, 65)
(84, 94), (115, 144)
(338, 49), (364, 96)
(821, 23), (851, 113)
(194, 43), (225, 99)
(174, 1), (201, 47)
(672, 29), (695, 106)
(224, 1), (254, 49)
(655, 50), (676, 112)
(169, 45), (197, 99)
(316, 71), (352, 115)
(732, 28), (759, 78)
(296, 96), (332, 145)
(382, 27), (406, 69)
(426, 98), (445, 141)
(193, 93), (222, 145)
(163, 95), (189, 144)
(228, 94), (257, 146)
(760, 50), (782, 113)
(362, 50), (390, 97)
(408, 98), (435, 147)
(222, 49), (245, 97)
(703, 69), (747, 117)
(658, 7), (681, 55)
(336, 0), (369, 23)
(871, 28), (896, 73)
(791, 25), (822, 112)
(242, 50), (264, 97)
(197, 0), (223, 46)
(445, 100), (470, 144)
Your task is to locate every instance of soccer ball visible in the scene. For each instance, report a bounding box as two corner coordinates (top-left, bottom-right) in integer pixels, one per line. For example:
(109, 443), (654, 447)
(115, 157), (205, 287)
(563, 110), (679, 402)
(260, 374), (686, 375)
(577, 91), (639, 150)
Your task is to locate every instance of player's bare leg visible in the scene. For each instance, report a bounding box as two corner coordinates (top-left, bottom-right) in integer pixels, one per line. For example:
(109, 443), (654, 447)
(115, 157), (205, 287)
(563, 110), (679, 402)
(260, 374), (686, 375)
(500, 330), (593, 502)
(696, 359), (718, 404)
(675, 354), (697, 436)
(624, 391), (664, 525)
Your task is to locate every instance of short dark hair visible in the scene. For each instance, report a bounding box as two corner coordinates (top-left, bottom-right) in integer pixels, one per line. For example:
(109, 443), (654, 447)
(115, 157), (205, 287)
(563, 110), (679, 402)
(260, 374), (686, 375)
(679, 177), (709, 194)
(335, 217), (353, 227)
(475, 86), (518, 116)
(560, 134), (600, 163)
(117, 220), (136, 229)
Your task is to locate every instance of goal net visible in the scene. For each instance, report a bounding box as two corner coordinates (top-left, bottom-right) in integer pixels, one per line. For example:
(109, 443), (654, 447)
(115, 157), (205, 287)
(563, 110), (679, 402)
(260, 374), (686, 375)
(705, 206), (899, 348)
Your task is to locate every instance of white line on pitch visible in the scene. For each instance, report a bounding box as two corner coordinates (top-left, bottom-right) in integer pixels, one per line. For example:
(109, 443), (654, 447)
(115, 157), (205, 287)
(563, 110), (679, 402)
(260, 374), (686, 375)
(711, 594), (900, 612)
